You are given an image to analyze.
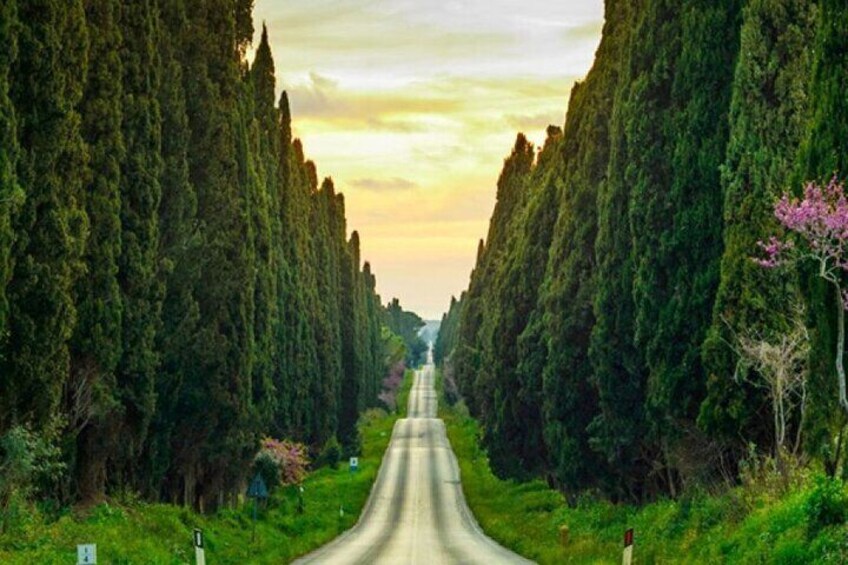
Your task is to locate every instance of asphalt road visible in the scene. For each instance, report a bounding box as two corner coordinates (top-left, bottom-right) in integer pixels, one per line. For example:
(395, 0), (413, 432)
(293, 356), (533, 564)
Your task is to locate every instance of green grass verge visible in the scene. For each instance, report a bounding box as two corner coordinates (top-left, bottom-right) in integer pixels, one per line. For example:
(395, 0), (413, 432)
(437, 369), (848, 564)
(0, 370), (414, 564)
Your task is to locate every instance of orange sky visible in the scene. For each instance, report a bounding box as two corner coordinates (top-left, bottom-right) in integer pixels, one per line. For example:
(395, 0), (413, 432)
(251, 0), (604, 319)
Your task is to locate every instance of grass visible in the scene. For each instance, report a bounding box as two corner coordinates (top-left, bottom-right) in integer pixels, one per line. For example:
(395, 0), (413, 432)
(437, 369), (848, 564)
(0, 370), (413, 564)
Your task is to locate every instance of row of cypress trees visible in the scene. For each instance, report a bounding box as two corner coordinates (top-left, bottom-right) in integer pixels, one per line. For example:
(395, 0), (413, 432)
(0, 0), (393, 511)
(436, 0), (848, 502)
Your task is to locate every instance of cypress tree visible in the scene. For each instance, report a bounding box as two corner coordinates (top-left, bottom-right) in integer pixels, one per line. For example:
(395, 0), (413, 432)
(70, 0), (125, 500)
(700, 0), (817, 453)
(168, 0), (256, 509)
(115, 0), (164, 489)
(629, 0), (740, 492)
(151, 0), (202, 499)
(310, 179), (344, 446)
(482, 129), (562, 480)
(2, 0), (89, 430)
(0, 0), (19, 356)
(797, 0), (848, 467)
(339, 230), (363, 454)
(539, 0), (632, 495)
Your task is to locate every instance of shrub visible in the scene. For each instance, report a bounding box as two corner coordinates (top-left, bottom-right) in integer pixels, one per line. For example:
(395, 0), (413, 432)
(256, 438), (310, 486)
(805, 475), (848, 538)
(318, 436), (341, 470)
(253, 452), (281, 490)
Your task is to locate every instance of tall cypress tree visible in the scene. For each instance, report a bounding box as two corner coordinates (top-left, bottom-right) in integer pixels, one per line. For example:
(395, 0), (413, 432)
(70, 0), (125, 500)
(629, 0), (740, 492)
(0, 0), (19, 355)
(537, 0), (632, 495)
(701, 0), (817, 453)
(115, 0), (164, 489)
(175, 0), (256, 509)
(588, 0), (655, 499)
(482, 129), (562, 480)
(797, 0), (848, 466)
(310, 179), (344, 446)
(339, 230), (362, 453)
(2, 0), (89, 431)
(151, 0), (204, 500)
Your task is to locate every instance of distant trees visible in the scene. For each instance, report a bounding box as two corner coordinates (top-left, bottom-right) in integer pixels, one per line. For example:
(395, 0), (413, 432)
(441, 0), (848, 502)
(384, 298), (427, 367)
(0, 1), (398, 511)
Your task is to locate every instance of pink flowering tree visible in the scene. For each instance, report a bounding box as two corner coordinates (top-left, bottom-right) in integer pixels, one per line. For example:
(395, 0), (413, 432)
(757, 177), (848, 415)
(256, 437), (310, 486)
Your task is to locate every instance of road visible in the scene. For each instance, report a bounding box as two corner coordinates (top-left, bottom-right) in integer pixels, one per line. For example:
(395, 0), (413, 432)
(294, 354), (533, 564)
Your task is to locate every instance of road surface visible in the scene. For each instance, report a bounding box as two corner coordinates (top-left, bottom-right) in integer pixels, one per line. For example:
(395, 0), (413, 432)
(294, 356), (533, 564)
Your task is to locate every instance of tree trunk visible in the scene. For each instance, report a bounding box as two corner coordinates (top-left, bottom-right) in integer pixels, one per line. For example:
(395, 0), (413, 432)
(836, 284), (848, 415)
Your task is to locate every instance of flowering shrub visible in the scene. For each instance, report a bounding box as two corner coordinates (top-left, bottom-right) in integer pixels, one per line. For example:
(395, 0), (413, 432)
(757, 176), (848, 415)
(256, 437), (310, 486)
(378, 361), (406, 412)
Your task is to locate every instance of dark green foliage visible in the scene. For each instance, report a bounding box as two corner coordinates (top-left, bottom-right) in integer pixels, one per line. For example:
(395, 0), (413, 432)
(701, 0), (817, 453)
(535, 1), (636, 496)
(115, 0), (164, 489)
(797, 0), (848, 471)
(69, 0), (125, 501)
(482, 130), (562, 480)
(148, 0), (201, 500)
(0, 0), (18, 353)
(0, 0), (397, 511)
(384, 297), (427, 366)
(2, 0), (89, 430)
(444, 0), (848, 502)
(434, 295), (462, 366)
(804, 475), (848, 537)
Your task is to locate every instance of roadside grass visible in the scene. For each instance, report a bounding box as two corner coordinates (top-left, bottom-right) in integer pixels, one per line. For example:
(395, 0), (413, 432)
(0, 370), (413, 564)
(437, 369), (848, 564)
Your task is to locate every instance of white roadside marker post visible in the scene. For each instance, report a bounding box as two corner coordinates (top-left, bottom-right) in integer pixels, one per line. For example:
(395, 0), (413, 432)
(194, 528), (206, 565)
(623, 528), (634, 565)
(77, 543), (96, 564)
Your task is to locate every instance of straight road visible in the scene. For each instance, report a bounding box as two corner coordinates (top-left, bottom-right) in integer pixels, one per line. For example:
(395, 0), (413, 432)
(294, 353), (533, 564)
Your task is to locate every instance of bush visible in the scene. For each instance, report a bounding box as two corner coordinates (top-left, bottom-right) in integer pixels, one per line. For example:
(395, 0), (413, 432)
(0, 425), (64, 533)
(805, 475), (848, 538)
(253, 452), (281, 491)
(255, 438), (310, 486)
(318, 436), (341, 470)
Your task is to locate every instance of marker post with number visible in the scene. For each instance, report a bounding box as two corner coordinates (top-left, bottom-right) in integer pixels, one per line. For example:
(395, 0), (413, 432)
(194, 528), (205, 565)
(622, 528), (634, 565)
(77, 544), (96, 564)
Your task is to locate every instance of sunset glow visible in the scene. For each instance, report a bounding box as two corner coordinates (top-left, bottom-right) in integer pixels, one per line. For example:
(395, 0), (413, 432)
(251, 0), (605, 318)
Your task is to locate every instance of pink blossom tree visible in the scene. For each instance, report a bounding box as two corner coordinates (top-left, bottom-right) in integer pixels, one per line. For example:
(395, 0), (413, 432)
(757, 177), (848, 415)
(256, 437), (310, 486)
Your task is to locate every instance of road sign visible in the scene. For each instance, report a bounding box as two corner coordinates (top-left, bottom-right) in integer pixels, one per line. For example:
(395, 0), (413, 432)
(349, 457), (359, 472)
(77, 544), (96, 564)
(623, 528), (634, 565)
(247, 473), (269, 499)
(194, 528), (206, 565)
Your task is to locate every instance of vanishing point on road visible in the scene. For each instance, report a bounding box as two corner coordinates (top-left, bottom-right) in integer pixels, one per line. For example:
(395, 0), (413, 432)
(295, 351), (532, 564)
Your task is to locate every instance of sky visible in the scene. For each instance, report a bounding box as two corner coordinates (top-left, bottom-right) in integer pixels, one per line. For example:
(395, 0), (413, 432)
(250, 0), (605, 319)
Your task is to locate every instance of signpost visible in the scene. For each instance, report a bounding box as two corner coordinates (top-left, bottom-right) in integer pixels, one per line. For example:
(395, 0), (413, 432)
(77, 544), (96, 564)
(247, 473), (269, 542)
(193, 528), (205, 565)
(623, 528), (634, 565)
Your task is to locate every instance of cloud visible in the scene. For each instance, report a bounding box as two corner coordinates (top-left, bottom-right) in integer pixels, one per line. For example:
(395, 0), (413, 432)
(505, 111), (565, 133)
(350, 177), (419, 192)
(250, 0), (605, 318)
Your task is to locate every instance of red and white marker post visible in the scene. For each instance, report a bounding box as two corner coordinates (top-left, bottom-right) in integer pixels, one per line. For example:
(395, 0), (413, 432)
(622, 528), (634, 565)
